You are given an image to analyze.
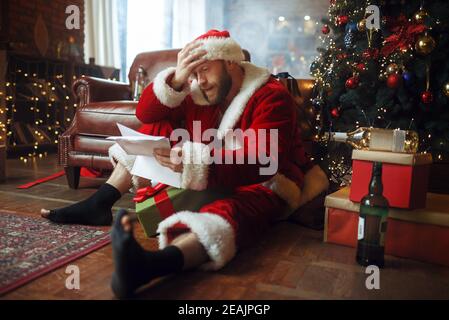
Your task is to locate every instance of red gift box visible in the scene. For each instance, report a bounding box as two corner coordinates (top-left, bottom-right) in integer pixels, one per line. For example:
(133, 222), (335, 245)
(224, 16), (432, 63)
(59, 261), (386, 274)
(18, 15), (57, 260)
(350, 150), (432, 209)
(325, 187), (449, 267)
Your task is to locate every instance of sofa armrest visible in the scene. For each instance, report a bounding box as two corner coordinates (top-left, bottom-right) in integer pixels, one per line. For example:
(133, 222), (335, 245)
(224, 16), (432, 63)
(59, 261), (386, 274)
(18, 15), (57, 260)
(58, 111), (79, 167)
(73, 76), (132, 106)
(57, 100), (141, 166)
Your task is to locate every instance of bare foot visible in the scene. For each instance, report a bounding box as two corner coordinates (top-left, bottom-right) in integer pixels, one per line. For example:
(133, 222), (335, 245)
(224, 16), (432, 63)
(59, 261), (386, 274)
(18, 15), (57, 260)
(41, 209), (50, 219)
(121, 214), (133, 233)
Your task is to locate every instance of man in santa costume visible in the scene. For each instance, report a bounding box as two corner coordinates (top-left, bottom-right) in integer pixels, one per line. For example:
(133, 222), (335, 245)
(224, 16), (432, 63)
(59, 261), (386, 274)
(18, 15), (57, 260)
(41, 30), (329, 298)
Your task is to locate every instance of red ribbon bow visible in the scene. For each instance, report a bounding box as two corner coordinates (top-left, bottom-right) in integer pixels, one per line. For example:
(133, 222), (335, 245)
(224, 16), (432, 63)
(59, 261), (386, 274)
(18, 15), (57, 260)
(133, 183), (169, 203)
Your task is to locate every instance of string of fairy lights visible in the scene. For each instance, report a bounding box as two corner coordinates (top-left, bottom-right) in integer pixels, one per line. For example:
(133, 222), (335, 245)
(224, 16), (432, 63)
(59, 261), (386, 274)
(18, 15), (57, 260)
(1, 70), (74, 163)
(1, 57), (117, 163)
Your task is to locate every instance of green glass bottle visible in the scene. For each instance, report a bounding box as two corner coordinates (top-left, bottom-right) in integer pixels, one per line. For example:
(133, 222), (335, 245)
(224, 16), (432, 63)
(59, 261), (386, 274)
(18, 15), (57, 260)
(356, 162), (389, 268)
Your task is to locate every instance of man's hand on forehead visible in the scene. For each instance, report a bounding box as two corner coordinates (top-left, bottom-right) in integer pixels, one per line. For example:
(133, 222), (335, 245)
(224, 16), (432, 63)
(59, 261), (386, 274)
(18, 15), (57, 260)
(182, 41), (204, 54)
(180, 41), (205, 62)
(171, 41), (208, 91)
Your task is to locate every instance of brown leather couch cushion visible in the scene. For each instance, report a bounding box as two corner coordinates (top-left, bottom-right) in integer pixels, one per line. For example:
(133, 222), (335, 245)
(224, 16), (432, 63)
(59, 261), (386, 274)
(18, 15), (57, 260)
(76, 101), (142, 136)
(67, 153), (112, 169)
(74, 135), (116, 155)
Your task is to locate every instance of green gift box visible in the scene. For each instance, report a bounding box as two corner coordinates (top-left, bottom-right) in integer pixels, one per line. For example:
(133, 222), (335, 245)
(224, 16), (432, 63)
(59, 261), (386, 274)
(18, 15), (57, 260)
(134, 184), (230, 237)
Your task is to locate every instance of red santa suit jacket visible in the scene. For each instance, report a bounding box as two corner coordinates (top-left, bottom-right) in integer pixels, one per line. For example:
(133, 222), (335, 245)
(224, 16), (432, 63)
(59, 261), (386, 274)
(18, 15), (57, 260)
(136, 62), (328, 212)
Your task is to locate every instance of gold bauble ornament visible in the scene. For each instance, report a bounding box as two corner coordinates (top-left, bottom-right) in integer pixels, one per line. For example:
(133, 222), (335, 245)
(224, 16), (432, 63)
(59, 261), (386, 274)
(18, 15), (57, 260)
(443, 82), (449, 97)
(415, 33), (436, 55)
(386, 63), (399, 74)
(414, 9), (429, 24)
(357, 19), (366, 32)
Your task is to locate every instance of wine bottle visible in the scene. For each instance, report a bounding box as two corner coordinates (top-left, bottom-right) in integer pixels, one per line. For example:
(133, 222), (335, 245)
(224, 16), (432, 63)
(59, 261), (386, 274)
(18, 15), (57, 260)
(356, 162), (389, 268)
(133, 66), (146, 101)
(323, 127), (419, 153)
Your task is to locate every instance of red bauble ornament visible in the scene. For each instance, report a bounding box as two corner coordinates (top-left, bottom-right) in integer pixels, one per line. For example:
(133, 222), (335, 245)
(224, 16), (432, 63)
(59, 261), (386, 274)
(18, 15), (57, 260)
(331, 107), (340, 118)
(356, 63), (366, 72)
(386, 74), (401, 88)
(345, 76), (359, 89)
(337, 15), (349, 26)
(322, 25), (330, 34)
(337, 53), (348, 60)
(362, 48), (379, 60)
(421, 91), (433, 104)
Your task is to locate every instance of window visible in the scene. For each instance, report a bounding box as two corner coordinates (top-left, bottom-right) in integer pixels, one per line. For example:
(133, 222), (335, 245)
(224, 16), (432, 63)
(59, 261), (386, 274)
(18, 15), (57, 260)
(89, 0), (328, 81)
(124, 0), (206, 80)
(222, 0), (329, 78)
(126, 0), (170, 75)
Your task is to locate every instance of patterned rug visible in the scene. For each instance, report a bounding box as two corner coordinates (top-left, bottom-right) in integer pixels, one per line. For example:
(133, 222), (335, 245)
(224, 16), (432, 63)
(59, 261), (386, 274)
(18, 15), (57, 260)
(0, 212), (111, 295)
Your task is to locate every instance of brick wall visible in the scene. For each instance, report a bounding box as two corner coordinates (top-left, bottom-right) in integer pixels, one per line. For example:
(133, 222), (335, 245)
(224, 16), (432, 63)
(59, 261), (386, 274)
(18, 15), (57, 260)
(6, 0), (84, 60)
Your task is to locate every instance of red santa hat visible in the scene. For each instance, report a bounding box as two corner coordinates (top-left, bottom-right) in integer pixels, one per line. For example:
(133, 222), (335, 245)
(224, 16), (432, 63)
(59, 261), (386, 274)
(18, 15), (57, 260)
(193, 29), (245, 63)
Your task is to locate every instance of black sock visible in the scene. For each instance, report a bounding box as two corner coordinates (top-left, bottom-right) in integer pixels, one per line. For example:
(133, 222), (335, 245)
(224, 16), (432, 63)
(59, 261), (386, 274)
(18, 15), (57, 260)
(46, 183), (121, 226)
(111, 209), (184, 299)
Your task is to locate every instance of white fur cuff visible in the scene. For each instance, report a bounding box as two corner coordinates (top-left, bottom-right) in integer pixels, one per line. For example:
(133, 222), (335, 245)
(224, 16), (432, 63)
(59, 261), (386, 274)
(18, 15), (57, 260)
(181, 141), (210, 191)
(108, 143), (141, 193)
(109, 143), (136, 173)
(153, 67), (190, 108)
(157, 211), (237, 270)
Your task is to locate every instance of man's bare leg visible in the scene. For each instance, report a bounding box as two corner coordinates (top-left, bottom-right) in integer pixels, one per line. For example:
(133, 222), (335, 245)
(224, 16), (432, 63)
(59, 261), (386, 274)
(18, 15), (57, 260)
(111, 210), (210, 299)
(41, 163), (132, 225)
(103, 162), (134, 194)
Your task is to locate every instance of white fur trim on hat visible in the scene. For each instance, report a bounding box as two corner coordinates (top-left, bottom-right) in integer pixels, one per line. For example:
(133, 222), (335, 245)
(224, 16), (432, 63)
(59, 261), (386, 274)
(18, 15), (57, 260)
(181, 141), (211, 191)
(195, 36), (245, 63)
(152, 67), (190, 108)
(157, 211), (236, 270)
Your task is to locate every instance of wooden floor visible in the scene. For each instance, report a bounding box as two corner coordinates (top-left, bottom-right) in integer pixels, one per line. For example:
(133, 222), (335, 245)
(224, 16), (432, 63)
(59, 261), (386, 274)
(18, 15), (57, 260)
(1, 154), (449, 300)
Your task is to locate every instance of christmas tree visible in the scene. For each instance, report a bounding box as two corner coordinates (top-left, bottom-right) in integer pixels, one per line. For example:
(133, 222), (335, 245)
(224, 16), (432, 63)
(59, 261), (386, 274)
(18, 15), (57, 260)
(311, 0), (449, 187)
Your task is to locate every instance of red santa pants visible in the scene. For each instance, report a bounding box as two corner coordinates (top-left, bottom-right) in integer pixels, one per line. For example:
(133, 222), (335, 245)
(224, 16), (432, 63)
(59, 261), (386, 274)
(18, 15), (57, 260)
(157, 182), (286, 270)
(110, 121), (287, 270)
